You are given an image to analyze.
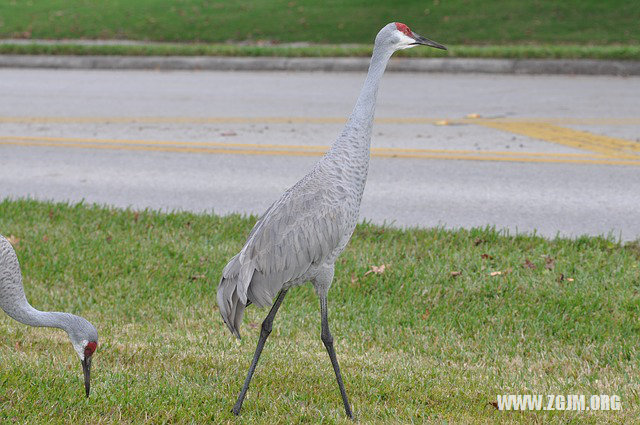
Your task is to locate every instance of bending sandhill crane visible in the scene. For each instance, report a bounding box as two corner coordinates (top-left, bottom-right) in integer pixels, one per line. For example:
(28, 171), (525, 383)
(0, 234), (98, 397)
(217, 22), (446, 418)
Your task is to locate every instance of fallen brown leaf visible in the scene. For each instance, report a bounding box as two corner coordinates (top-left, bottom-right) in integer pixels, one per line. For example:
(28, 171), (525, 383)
(481, 253), (493, 260)
(474, 238), (485, 246)
(364, 264), (387, 276)
(421, 308), (430, 320)
(6, 235), (20, 246)
(451, 271), (462, 277)
(523, 259), (536, 269)
(489, 401), (499, 410)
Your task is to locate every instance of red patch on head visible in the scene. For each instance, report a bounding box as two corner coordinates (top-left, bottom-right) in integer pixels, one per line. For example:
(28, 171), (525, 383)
(395, 22), (412, 37)
(84, 341), (97, 358)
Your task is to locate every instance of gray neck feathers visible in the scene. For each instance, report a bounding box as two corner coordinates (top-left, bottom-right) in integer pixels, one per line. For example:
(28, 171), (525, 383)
(331, 43), (394, 154)
(348, 45), (394, 129)
(0, 237), (78, 334)
(10, 305), (78, 332)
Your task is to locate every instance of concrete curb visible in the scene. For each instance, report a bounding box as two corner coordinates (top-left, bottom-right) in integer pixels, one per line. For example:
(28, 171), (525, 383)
(0, 54), (639, 76)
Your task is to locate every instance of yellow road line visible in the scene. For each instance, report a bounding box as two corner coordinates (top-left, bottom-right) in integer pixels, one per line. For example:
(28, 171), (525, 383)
(0, 141), (323, 157)
(0, 135), (327, 152)
(2, 136), (640, 166)
(477, 120), (640, 157)
(0, 116), (460, 125)
(0, 135), (607, 158)
(0, 116), (455, 124)
(2, 116), (640, 125)
(0, 116), (348, 125)
(504, 118), (640, 126)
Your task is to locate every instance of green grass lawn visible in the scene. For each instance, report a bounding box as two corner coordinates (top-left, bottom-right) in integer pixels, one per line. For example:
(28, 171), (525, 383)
(1, 0), (639, 45)
(1, 1), (639, 60)
(2, 42), (640, 60)
(0, 198), (639, 424)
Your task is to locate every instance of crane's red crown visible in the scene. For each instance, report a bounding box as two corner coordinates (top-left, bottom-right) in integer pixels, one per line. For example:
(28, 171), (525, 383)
(84, 341), (98, 358)
(395, 22), (412, 37)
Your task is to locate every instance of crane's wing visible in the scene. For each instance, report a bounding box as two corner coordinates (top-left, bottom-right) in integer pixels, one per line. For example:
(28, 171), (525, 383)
(217, 179), (345, 337)
(233, 184), (344, 306)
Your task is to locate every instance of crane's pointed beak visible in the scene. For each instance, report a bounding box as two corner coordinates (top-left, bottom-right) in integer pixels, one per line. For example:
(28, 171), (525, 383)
(410, 32), (447, 50)
(81, 357), (92, 397)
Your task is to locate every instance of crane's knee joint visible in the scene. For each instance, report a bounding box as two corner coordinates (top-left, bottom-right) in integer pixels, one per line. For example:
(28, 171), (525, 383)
(321, 330), (333, 346)
(261, 320), (273, 337)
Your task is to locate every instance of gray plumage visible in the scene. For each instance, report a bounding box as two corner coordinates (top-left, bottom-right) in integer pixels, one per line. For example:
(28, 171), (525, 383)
(217, 23), (390, 336)
(0, 234), (98, 397)
(216, 23), (446, 418)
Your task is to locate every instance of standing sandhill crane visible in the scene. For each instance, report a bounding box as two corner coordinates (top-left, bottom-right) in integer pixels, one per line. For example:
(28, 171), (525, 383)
(0, 234), (98, 397)
(217, 22), (446, 418)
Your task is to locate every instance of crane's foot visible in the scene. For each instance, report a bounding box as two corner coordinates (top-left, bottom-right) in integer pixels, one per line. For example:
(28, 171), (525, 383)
(231, 397), (246, 415)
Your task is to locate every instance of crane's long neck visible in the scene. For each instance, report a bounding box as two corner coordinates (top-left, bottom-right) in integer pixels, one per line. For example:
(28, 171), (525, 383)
(0, 238), (74, 332)
(349, 46), (394, 129)
(6, 302), (74, 330)
(330, 44), (394, 155)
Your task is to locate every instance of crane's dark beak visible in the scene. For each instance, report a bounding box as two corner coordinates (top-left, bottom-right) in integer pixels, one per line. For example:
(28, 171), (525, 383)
(410, 32), (447, 50)
(82, 357), (92, 397)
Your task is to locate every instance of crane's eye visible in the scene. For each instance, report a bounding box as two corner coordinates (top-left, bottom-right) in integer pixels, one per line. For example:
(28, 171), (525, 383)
(84, 341), (98, 358)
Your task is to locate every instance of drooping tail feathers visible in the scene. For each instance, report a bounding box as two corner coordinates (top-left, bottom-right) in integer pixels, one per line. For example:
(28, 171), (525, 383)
(217, 252), (282, 339)
(216, 275), (246, 339)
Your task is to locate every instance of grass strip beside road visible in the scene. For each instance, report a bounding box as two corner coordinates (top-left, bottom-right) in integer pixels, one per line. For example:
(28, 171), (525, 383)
(0, 199), (639, 423)
(1, 0), (638, 46)
(1, 42), (640, 61)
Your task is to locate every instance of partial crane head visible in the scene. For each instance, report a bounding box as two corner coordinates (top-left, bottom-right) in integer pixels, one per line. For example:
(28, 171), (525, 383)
(377, 22), (447, 52)
(67, 316), (99, 397)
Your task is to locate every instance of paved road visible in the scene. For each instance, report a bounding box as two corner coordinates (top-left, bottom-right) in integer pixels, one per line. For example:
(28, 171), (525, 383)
(1, 69), (639, 240)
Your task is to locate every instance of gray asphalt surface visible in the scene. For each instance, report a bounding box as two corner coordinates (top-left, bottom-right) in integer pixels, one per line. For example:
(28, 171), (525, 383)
(1, 68), (639, 240)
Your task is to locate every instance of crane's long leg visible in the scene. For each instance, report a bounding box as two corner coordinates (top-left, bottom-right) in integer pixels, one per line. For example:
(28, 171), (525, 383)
(232, 289), (288, 416)
(320, 295), (353, 419)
